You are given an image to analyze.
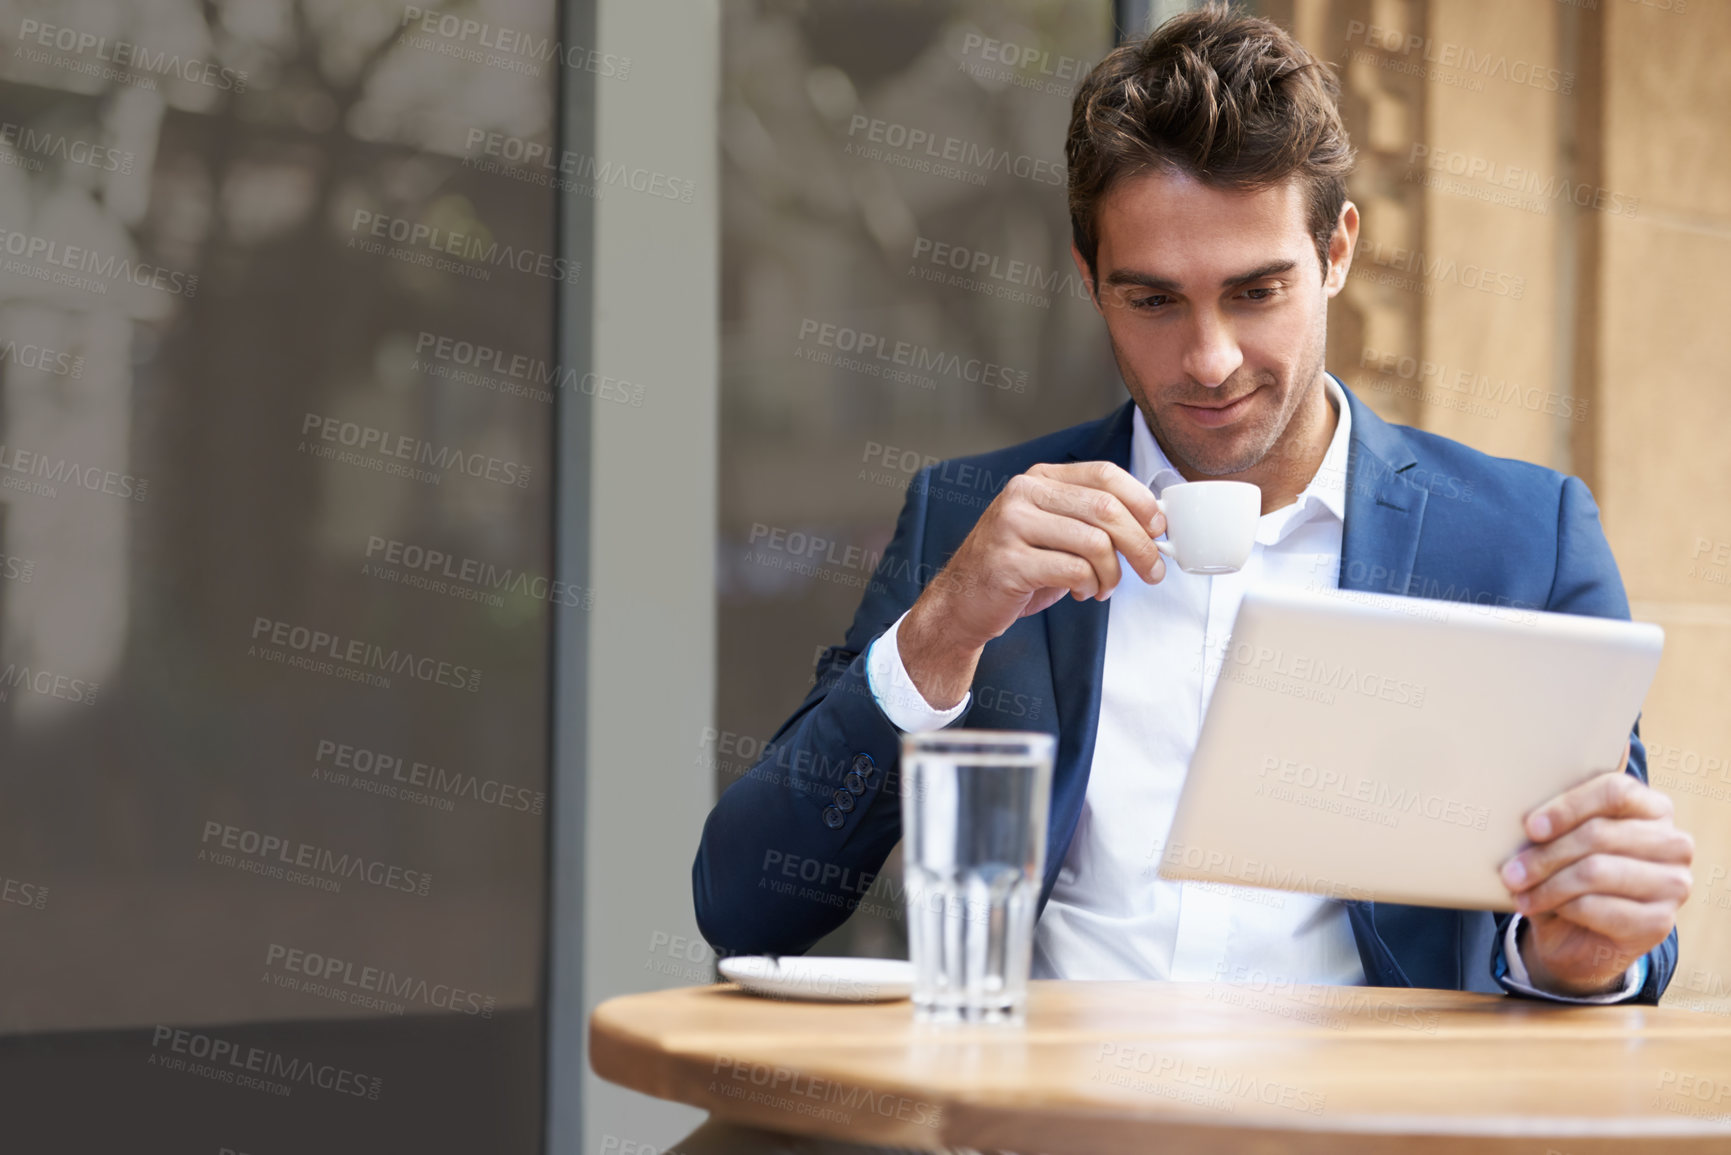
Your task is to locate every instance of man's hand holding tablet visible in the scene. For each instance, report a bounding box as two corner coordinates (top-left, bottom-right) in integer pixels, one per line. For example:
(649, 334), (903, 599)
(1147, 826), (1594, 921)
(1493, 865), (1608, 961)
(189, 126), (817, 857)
(1503, 742), (1695, 997)
(1158, 583), (1674, 1004)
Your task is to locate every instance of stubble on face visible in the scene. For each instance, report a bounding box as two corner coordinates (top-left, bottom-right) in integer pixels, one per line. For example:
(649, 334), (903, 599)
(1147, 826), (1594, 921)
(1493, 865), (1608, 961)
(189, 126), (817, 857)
(1112, 307), (1329, 482)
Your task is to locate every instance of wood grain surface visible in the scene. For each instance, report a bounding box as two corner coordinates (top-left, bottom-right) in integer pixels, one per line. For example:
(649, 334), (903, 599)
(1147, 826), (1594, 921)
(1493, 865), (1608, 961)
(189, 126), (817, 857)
(589, 980), (1731, 1154)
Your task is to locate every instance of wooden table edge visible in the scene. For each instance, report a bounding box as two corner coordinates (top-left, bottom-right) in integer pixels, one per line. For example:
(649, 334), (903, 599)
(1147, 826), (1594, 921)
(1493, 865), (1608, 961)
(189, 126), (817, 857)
(588, 985), (1731, 1154)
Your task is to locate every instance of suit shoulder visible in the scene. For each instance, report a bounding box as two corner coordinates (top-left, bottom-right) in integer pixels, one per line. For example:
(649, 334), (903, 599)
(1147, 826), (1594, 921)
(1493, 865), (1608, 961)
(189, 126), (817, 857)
(1388, 420), (1575, 508)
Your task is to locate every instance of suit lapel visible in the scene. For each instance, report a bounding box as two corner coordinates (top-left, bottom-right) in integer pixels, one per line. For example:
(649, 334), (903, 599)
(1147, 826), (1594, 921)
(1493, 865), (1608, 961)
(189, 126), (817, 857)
(1335, 384), (1458, 987)
(1037, 402), (1136, 903)
(1338, 383), (1429, 598)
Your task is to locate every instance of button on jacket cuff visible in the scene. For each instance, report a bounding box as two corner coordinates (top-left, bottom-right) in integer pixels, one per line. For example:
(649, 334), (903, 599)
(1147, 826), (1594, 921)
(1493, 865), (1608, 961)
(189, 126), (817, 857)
(866, 609), (970, 733)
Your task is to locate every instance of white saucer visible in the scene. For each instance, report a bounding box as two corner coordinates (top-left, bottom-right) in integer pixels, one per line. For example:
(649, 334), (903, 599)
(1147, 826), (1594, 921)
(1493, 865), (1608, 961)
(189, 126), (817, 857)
(719, 956), (914, 1003)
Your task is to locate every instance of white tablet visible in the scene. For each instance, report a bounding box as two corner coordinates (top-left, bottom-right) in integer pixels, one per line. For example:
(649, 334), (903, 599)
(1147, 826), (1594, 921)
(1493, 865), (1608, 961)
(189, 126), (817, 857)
(1158, 584), (1664, 911)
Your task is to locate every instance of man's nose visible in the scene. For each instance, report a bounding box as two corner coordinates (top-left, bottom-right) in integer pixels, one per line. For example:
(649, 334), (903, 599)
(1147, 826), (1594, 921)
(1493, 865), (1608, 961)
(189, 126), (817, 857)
(1180, 310), (1244, 388)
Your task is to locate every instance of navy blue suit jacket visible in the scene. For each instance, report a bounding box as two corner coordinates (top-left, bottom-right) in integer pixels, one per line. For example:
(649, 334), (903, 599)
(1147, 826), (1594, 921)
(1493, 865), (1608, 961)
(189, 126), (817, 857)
(694, 382), (1678, 1003)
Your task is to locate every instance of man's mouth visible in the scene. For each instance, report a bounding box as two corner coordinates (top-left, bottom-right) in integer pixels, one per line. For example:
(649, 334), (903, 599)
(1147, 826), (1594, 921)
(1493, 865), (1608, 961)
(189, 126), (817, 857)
(1175, 388), (1258, 428)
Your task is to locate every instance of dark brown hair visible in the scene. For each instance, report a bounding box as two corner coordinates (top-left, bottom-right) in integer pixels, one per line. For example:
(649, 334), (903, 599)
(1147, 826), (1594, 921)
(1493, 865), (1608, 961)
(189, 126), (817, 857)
(1067, 4), (1355, 280)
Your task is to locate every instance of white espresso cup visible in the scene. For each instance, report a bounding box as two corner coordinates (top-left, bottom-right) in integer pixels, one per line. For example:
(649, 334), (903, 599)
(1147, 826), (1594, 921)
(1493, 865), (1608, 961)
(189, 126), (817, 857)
(1153, 480), (1261, 574)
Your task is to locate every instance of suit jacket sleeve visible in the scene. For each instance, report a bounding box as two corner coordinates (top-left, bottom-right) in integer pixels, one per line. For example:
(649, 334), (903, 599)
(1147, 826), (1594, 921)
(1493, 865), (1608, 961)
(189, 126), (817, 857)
(1489, 474), (1678, 1004)
(692, 468), (952, 957)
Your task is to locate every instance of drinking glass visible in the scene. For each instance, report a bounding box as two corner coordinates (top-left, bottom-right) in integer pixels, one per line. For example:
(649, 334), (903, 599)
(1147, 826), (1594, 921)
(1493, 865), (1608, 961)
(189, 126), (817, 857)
(899, 730), (1054, 1024)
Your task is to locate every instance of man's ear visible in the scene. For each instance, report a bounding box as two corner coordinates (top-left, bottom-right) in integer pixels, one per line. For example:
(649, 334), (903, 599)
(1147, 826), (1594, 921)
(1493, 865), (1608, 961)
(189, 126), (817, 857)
(1323, 201), (1359, 298)
(1070, 241), (1103, 314)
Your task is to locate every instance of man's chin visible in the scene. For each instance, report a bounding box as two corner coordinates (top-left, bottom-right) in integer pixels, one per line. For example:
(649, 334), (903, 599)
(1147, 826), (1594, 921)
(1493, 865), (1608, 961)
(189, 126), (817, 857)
(1163, 432), (1269, 479)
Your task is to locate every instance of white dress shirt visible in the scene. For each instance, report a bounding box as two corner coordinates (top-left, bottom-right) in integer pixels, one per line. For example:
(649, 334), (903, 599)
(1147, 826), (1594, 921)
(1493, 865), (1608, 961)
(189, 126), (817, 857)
(866, 375), (1644, 1002)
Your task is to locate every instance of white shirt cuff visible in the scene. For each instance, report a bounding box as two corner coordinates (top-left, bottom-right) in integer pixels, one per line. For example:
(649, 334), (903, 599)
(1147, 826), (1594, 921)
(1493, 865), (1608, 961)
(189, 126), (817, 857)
(1502, 912), (1646, 1003)
(865, 610), (970, 733)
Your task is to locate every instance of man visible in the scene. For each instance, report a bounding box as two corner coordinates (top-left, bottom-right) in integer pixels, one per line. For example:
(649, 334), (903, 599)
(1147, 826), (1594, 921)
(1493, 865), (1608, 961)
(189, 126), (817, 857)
(694, 6), (1688, 1029)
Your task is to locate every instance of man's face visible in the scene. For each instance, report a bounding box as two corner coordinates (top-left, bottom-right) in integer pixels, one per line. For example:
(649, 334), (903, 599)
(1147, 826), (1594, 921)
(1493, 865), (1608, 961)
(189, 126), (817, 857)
(1075, 168), (1353, 480)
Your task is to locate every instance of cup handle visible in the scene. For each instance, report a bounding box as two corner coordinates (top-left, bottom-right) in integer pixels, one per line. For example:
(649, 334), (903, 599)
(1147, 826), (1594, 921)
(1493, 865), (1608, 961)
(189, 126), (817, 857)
(1152, 495), (1175, 558)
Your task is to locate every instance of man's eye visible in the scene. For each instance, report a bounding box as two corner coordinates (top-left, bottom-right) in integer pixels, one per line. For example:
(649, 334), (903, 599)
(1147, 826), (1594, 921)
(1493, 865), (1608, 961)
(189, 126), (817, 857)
(1241, 286), (1280, 302)
(1130, 295), (1169, 310)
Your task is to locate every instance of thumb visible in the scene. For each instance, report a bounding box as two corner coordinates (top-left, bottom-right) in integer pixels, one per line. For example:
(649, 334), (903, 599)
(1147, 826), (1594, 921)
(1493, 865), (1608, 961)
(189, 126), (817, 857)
(1021, 588), (1068, 617)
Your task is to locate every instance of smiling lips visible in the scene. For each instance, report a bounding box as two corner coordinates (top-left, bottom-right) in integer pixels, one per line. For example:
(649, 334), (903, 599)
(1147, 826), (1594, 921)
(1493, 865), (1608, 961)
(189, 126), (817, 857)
(1177, 388), (1258, 428)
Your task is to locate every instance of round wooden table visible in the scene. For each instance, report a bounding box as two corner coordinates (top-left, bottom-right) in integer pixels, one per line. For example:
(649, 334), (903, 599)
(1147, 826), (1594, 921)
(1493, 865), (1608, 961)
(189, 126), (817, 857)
(589, 979), (1731, 1154)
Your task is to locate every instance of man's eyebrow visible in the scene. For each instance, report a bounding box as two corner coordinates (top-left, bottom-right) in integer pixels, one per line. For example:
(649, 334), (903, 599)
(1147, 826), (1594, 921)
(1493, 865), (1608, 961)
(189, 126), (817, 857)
(1101, 260), (1298, 292)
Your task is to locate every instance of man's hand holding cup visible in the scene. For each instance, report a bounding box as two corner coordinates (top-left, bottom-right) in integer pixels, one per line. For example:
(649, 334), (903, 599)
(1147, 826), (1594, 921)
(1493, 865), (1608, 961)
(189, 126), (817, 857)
(898, 462), (1165, 710)
(897, 463), (1261, 710)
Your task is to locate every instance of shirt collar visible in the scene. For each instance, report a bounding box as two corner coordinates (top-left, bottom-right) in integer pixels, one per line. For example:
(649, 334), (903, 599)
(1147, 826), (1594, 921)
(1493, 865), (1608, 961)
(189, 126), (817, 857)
(1130, 372), (1352, 526)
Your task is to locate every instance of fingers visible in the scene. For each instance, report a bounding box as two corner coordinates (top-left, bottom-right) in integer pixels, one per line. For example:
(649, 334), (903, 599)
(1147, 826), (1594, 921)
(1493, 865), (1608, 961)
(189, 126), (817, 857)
(1014, 509), (1121, 600)
(1029, 460), (1164, 535)
(1509, 765), (1686, 985)
(1022, 548), (1103, 602)
(1525, 770), (1673, 842)
(1530, 894), (1679, 949)
(1019, 586), (1071, 618)
(1024, 487), (1155, 591)
(1512, 853), (1692, 919)
(1502, 816), (1694, 892)
(1016, 464), (1165, 589)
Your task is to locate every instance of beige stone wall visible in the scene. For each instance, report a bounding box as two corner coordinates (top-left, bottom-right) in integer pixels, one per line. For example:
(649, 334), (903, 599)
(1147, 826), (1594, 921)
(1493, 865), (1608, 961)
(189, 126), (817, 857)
(1286, 0), (1730, 1004)
(1596, 0), (1731, 1010)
